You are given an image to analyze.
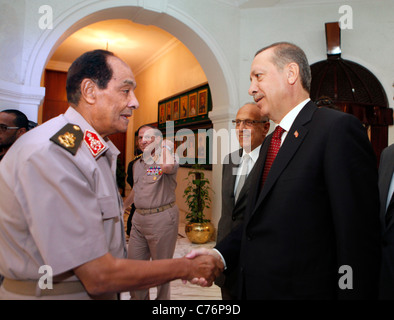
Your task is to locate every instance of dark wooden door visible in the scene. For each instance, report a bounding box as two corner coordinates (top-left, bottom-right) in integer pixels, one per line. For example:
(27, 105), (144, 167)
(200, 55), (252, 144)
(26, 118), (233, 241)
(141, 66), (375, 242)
(42, 70), (68, 122)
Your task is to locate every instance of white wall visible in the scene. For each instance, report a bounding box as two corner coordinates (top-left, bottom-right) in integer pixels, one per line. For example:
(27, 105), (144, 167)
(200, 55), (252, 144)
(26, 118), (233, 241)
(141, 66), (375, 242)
(1, 0), (392, 128)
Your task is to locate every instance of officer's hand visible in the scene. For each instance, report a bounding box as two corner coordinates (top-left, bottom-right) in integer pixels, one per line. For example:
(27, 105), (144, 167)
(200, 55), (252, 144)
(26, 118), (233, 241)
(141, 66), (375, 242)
(182, 249), (224, 287)
(161, 139), (174, 151)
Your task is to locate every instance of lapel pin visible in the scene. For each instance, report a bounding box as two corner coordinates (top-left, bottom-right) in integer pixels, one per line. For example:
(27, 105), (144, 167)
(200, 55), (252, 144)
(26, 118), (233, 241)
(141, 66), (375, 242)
(294, 130), (299, 138)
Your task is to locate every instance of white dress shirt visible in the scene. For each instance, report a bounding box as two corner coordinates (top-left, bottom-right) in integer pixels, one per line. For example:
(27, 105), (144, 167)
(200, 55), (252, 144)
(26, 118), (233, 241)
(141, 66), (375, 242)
(277, 98), (310, 145)
(233, 145), (262, 195)
(387, 173), (394, 210)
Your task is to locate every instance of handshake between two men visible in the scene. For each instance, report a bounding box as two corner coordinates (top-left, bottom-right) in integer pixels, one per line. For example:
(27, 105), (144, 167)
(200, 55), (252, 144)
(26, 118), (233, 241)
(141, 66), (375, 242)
(184, 248), (223, 287)
(71, 248), (223, 299)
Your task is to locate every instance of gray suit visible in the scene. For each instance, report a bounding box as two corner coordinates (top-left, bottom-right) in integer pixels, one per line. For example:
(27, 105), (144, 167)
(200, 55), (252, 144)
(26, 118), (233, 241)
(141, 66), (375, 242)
(216, 148), (261, 299)
(379, 143), (394, 299)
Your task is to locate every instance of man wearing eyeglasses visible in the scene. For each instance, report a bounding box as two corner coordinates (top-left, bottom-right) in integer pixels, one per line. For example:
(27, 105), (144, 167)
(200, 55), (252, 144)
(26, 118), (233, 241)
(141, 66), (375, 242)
(216, 102), (269, 299)
(0, 109), (29, 161)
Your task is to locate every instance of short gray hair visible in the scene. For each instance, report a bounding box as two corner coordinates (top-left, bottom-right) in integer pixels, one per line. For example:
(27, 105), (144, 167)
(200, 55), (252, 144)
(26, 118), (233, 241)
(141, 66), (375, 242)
(255, 42), (311, 93)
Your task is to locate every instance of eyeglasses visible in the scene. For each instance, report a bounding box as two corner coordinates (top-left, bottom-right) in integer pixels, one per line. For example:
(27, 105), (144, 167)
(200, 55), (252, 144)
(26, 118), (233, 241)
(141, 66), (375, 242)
(232, 119), (267, 127)
(0, 124), (20, 133)
(138, 134), (160, 141)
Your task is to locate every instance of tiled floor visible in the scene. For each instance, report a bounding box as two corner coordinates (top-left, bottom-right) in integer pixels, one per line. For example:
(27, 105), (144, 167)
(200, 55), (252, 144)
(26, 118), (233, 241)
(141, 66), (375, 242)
(121, 212), (222, 300)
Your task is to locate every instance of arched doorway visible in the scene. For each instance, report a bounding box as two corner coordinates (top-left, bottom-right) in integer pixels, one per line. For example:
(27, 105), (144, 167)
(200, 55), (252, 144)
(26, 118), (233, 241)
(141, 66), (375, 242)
(25, 2), (237, 113)
(25, 1), (237, 228)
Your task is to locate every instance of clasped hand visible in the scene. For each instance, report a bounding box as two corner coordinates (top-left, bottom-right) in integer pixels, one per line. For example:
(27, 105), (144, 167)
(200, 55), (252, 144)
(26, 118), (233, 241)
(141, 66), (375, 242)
(183, 248), (224, 287)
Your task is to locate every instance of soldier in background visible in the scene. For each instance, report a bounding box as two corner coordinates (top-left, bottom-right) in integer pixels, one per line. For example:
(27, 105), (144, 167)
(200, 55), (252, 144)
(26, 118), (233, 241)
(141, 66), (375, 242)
(0, 109), (29, 161)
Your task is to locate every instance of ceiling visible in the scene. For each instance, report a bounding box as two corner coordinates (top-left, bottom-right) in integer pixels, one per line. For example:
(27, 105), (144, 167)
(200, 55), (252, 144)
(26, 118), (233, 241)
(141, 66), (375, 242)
(49, 19), (178, 76)
(219, 0), (360, 8)
(48, 0), (361, 74)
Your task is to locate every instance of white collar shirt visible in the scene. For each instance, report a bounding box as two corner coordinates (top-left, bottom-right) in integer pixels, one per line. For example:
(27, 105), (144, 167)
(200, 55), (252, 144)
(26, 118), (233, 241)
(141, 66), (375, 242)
(234, 144), (262, 194)
(277, 98), (310, 145)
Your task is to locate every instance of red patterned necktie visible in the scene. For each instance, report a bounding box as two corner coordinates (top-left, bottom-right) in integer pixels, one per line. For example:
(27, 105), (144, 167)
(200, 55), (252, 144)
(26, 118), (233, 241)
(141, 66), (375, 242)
(262, 126), (285, 186)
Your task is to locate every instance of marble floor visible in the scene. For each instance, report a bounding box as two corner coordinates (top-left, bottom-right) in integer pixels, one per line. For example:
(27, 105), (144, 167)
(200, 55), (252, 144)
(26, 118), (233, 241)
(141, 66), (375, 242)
(121, 213), (222, 300)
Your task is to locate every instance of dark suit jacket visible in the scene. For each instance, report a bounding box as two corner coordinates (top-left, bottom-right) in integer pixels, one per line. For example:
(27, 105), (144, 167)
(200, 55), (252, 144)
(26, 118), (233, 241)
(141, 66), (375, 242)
(378, 143), (394, 299)
(217, 149), (261, 243)
(216, 101), (381, 299)
(216, 148), (261, 296)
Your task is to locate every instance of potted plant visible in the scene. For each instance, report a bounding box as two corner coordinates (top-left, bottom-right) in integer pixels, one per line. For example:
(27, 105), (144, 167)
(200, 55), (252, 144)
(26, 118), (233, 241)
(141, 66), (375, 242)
(183, 164), (214, 244)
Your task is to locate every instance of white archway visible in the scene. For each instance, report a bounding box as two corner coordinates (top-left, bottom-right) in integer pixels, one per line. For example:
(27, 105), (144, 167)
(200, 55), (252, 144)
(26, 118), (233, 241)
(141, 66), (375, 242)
(25, 1), (238, 115)
(24, 0), (238, 228)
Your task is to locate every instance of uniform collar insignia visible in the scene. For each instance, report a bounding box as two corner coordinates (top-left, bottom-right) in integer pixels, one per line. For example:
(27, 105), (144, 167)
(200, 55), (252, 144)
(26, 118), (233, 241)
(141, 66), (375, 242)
(84, 129), (107, 159)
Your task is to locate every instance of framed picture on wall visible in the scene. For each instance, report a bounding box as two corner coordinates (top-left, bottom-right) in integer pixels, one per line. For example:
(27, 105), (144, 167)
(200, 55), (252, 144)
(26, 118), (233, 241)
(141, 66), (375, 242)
(158, 83), (211, 129)
(172, 98), (180, 120)
(198, 89), (208, 115)
(180, 95), (188, 119)
(166, 102), (172, 121)
(188, 92), (197, 117)
(159, 103), (166, 124)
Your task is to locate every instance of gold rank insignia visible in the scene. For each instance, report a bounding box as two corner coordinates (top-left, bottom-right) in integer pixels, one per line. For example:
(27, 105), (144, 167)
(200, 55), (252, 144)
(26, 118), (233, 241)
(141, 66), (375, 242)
(50, 123), (83, 155)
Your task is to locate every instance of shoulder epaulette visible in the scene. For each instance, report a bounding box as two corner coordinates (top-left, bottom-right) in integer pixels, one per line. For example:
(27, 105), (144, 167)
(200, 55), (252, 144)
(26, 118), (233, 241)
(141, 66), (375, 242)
(131, 153), (143, 163)
(50, 123), (83, 156)
(126, 153), (143, 188)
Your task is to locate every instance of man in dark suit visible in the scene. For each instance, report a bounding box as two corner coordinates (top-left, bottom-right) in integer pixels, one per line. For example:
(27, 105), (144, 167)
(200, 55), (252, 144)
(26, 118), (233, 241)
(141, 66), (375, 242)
(378, 143), (394, 299)
(188, 42), (381, 299)
(216, 102), (269, 299)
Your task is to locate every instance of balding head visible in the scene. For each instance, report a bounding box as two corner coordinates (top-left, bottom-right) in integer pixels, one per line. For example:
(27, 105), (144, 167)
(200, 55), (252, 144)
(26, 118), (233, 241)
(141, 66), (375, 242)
(235, 102), (270, 152)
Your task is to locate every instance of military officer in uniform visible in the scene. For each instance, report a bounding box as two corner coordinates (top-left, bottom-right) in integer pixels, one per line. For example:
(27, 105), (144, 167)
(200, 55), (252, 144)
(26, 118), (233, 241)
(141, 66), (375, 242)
(127, 124), (179, 300)
(0, 49), (222, 300)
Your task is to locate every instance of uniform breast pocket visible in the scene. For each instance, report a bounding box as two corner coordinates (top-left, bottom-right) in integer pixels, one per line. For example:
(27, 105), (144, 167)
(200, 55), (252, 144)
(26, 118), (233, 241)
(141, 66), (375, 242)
(144, 173), (163, 184)
(98, 196), (119, 220)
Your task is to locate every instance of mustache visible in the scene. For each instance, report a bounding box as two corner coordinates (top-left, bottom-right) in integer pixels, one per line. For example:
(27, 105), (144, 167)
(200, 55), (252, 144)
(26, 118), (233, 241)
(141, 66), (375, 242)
(253, 93), (264, 102)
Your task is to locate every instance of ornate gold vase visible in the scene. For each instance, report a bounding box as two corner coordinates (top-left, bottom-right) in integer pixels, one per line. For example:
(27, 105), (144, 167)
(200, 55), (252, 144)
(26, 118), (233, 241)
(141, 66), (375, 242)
(185, 222), (214, 244)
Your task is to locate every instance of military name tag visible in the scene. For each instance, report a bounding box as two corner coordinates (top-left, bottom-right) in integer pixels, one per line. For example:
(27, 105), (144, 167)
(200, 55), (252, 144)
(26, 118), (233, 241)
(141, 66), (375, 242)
(50, 123), (83, 155)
